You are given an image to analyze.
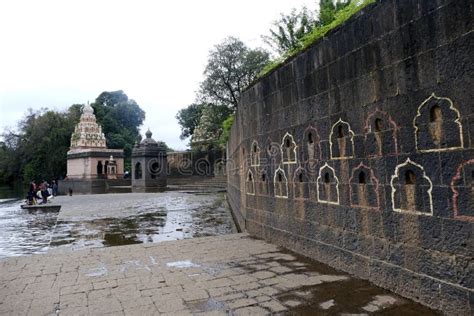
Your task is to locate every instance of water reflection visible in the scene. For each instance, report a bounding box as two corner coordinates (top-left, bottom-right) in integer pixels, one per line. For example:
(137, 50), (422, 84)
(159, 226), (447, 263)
(0, 199), (57, 258)
(0, 192), (234, 258)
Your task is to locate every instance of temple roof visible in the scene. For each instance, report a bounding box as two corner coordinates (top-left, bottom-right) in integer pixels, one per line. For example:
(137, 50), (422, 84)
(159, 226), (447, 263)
(70, 102), (107, 149)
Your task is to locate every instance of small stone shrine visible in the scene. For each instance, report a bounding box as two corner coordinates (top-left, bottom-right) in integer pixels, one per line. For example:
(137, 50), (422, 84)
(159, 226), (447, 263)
(60, 102), (125, 194)
(131, 129), (167, 192)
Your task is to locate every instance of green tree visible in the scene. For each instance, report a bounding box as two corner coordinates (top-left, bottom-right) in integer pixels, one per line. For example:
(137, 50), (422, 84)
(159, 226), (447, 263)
(176, 103), (205, 140)
(0, 90), (144, 186)
(91, 90), (146, 169)
(191, 104), (233, 149)
(319, 0), (351, 26)
(198, 37), (270, 108)
(0, 106), (81, 185)
(218, 114), (235, 147)
(262, 7), (316, 56)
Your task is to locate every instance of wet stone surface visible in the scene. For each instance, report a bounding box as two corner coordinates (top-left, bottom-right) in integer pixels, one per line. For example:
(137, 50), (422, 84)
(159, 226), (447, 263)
(0, 192), (235, 258)
(0, 234), (438, 315)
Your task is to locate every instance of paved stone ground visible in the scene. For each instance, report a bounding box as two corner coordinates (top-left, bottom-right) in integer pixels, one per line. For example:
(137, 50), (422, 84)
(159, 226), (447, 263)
(0, 234), (436, 315)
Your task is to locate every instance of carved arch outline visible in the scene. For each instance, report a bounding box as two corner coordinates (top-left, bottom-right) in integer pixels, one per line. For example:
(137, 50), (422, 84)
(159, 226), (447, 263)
(303, 124), (322, 162)
(450, 159), (474, 222)
(364, 109), (399, 157)
(316, 163), (340, 205)
(329, 118), (355, 160)
(274, 166), (289, 198)
(413, 93), (464, 152)
(390, 158), (433, 215)
(280, 132), (298, 164)
(349, 163), (380, 210)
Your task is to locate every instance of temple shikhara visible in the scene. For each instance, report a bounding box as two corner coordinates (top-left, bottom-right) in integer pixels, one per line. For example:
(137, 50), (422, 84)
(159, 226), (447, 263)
(60, 103), (125, 194)
(67, 102), (124, 179)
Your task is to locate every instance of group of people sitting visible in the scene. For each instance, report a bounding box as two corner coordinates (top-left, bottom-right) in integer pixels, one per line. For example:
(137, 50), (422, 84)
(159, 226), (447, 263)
(27, 180), (58, 205)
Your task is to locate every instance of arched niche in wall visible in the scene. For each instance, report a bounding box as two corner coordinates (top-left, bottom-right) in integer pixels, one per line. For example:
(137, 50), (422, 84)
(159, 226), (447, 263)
(414, 93), (463, 152)
(451, 159), (474, 222)
(274, 167), (288, 198)
(246, 169), (255, 195)
(317, 163), (340, 204)
(258, 169), (269, 196)
(97, 161), (103, 176)
(303, 125), (322, 162)
(350, 163), (380, 209)
(365, 109), (399, 157)
(391, 158), (433, 215)
(281, 132), (298, 164)
(330, 119), (355, 159)
(293, 167), (309, 200)
(250, 140), (261, 167)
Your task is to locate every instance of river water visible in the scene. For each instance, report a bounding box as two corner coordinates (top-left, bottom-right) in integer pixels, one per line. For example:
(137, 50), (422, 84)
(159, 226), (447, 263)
(0, 190), (235, 259)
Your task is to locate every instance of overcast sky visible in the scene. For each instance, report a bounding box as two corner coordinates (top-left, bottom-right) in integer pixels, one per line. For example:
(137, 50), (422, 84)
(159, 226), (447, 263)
(0, 0), (316, 150)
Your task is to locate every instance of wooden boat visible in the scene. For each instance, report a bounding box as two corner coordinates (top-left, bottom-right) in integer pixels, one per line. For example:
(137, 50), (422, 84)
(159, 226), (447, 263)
(20, 204), (61, 212)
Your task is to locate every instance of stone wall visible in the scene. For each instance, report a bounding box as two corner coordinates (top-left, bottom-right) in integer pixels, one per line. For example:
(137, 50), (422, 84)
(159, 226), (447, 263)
(168, 150), (226, 177)
(226, 0), (473, 314)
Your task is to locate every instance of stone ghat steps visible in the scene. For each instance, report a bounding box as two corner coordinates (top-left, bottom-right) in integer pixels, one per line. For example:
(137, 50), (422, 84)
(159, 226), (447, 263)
(167, 176), (227, 191)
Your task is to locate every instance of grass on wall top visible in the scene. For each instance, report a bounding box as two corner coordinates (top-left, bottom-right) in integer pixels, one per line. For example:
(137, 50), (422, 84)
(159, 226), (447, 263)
(258, 0), (376, 79)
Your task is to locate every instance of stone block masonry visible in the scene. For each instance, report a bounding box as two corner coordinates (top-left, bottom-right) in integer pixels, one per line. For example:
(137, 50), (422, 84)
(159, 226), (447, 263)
(226, 0), (473, 314)
(0, 234), (435, 315)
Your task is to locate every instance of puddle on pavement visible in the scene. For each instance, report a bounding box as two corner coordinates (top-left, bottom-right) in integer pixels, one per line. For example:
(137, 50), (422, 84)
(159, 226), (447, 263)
(0, 192), (235, 258)
(160, 243), (439, 315)
(232, 244), (439, 316)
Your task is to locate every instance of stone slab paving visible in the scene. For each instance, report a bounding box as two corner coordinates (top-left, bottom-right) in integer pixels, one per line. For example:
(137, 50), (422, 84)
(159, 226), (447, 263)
(0, 234), (436, 315)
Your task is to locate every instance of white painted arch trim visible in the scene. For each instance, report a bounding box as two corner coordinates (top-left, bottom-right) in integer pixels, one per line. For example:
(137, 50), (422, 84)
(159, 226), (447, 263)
(280, 132), (298, 165)
(274, 166), (289, 198)
(390, 158), (433, 216)
(316, 162), (340, 205)
(413, 93), (464, 153)
(329, 118), (355, 160)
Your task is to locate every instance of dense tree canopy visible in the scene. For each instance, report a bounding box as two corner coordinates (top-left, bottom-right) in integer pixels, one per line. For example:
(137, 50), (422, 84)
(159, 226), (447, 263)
(0, 90), (146, 186)
(91, 90), (145, 167)
(177, 37), (270, 150)
(176, 103), (205, 140)
(0, 106), (81, 185)
(198, 37), (270, 108)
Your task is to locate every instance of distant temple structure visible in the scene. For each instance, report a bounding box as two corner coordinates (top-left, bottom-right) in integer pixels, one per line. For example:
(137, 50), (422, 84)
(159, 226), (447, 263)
(59, 103), (126, 194)
(132, 129), (167, 192)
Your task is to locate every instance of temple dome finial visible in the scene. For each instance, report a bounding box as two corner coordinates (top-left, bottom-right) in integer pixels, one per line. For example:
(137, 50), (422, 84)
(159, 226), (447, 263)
(145, 129), (152, 139)
(83, 101), (94, 115)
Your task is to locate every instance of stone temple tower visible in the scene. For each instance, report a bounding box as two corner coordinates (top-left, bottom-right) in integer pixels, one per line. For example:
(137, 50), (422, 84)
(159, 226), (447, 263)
(131, 129), (167, 192)
(66, 102), (124, 180)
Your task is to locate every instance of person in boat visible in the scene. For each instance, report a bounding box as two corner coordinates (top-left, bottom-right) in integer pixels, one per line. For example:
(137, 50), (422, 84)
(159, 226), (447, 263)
(27, 180), (37, 205)
(39, 181), (50, 204)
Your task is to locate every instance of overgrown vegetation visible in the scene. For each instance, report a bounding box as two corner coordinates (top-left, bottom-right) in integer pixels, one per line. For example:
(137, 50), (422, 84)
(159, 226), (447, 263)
(260, 0), (375, 77)
(218, 114), (235, 147)
(176, 1), (376, 150)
